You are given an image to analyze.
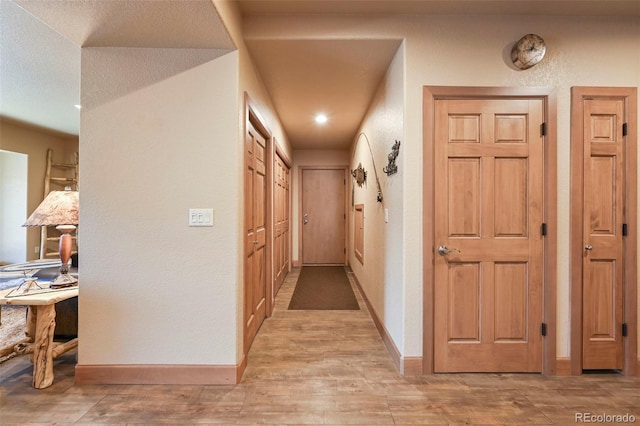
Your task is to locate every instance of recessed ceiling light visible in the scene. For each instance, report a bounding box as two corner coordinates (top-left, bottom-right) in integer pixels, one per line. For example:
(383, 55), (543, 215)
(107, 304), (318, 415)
(314, 113), (328, 125)
(74, 104), (82, 110)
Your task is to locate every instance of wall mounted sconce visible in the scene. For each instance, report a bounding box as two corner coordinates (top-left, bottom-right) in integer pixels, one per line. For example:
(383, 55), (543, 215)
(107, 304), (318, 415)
(352, 133), (384, 203)
(383, 140), (401, 176)
(351, 163), (367, 187)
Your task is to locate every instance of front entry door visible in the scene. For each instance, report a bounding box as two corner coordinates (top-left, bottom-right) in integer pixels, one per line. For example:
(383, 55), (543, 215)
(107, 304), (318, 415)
(301, 168), (346, 264)
(244, 117), (267, 351)
(581, 98), (625, 370)
(434, 98), (544, 372)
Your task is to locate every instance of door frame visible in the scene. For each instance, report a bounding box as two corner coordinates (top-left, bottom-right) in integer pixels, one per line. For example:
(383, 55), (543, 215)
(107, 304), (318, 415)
(423, 86), (558, 375)
(298, 166), (349, 266)
(570, 86), (638, 376)
(243, 93), (273, 354)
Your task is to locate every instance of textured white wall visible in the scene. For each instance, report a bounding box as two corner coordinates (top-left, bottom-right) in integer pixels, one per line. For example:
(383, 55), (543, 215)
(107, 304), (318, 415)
(349, 43), (405, 354)
(76, 11), (640, 369)
(245, 13), (640, 359)
(79, 48), (240, 365)
(213, 0), (294, 360)
(401, 15), (640, 359)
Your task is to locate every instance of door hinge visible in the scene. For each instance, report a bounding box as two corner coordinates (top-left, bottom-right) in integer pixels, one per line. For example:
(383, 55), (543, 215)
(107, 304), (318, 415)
(541, 223), (547, 236)
(541, 122), (547, 136)
(344, 247), (346, 254)
(622, 123), (628, 137)
(623, 223), (628, 236)
(541, 323), (547, 336)
(622, 323), (628, 337)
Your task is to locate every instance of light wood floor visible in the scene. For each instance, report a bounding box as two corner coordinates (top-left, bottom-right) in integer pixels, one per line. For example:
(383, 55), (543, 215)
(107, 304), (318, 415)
(1, 267), (638, 424)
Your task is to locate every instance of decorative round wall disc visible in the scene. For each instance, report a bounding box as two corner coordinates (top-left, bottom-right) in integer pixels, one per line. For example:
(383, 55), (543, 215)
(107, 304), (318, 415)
(511, 34), (546, 70)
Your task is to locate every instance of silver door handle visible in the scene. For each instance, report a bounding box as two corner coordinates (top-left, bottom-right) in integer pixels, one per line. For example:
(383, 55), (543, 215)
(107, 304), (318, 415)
(585, 244), (593, 251)
(438, 245), (460, 255)
(303, 219), (308, 224)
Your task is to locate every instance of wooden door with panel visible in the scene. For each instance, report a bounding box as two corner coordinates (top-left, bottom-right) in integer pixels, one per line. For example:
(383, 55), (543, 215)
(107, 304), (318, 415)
(244, 118), (267, 352)
(301, 168), (346, 265)
(433, 98), (544, 372)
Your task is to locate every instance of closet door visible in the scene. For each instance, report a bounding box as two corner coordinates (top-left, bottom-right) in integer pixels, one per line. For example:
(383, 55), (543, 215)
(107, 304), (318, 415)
(274, 152), (290, 296)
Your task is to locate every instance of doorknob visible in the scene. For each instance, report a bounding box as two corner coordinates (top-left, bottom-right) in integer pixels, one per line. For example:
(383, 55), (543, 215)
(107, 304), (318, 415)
(438, 245), (460, 256)
(585, 244), (593, 251)
(303, 219), (308, 224)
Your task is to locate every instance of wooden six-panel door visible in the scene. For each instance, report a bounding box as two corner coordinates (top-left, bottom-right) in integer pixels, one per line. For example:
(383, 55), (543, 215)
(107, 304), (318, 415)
(433, 98), (544, 372)
(274, 152), (290, 296)
(244, 117), (267, 352)
(581, 98), (625, 370)
(570, 87), (637, 376)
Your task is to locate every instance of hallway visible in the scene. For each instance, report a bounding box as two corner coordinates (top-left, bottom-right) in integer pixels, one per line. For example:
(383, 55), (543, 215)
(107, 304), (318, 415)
(1, 268), (638, 424)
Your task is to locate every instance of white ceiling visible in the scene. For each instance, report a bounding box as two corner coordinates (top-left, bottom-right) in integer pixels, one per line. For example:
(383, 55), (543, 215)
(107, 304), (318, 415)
(237, 0), (640, 16)
(14, 0), (234, 48)
(238, 0), (640, 149)
(1, 1), (81, 136)
(0, 0), (233, 137)
(1, 0), (639, 148)
(245, 38), (402, 149)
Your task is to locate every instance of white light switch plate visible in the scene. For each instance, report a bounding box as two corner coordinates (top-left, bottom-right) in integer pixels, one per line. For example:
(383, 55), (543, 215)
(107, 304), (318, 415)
(189, 208), (214, 227)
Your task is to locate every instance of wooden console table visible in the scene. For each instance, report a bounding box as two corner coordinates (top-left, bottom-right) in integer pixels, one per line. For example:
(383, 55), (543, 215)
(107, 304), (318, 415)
(0, 286), (78, 389)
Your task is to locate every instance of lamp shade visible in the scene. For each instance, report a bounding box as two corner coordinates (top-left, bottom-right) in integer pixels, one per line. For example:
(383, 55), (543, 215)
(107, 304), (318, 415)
(23, 190), (79, 227)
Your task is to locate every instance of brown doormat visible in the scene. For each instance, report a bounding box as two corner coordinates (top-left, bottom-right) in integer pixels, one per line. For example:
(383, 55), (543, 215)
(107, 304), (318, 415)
(288, 266), (360, 310)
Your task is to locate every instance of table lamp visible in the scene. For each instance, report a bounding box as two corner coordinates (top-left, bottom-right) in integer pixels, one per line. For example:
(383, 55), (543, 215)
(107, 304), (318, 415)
(23, 189), (79, 288)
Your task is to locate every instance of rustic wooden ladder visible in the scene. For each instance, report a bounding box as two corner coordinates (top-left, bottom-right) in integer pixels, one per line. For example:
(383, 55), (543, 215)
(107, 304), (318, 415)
(39, 149), (79, 259)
